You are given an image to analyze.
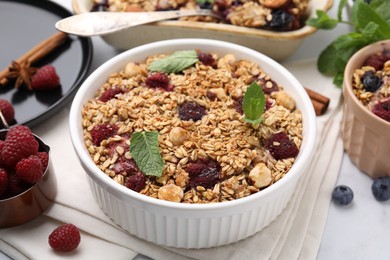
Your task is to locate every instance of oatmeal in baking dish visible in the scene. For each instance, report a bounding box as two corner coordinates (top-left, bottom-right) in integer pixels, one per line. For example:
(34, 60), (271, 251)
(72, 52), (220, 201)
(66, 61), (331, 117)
(91, 0), (310, 31)
(81, 50), (303, 203)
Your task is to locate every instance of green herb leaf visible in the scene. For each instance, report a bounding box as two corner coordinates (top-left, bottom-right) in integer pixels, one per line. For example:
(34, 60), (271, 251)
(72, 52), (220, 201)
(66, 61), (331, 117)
(306, 10), (339, 30)
(130, 131), (164, 177)
(196, 0), (214, 5)
(242, 82), (266, 127)
(148, 50), (199, 73)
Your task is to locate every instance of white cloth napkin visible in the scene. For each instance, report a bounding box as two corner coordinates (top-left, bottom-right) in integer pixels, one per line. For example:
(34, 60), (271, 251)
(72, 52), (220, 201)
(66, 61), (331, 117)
(0, 59), (343, 260)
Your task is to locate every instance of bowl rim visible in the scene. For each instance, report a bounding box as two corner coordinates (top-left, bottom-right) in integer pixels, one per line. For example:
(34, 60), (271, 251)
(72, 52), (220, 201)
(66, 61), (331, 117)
(343, 39), (390, 129)
(69, 38), (317, 210)
(71, 0), (333, 40)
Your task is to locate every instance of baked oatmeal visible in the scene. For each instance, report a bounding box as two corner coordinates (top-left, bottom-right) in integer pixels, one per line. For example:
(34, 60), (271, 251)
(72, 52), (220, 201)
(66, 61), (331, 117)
(91, 0), (310, 31)
(351, 51), (390, 122)
(81, 50), (303, 203)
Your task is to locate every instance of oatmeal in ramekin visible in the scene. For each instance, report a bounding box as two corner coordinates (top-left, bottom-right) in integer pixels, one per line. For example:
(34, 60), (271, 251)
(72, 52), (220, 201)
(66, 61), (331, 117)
(351, 51), (390, 123)
(81, 50), (302, 203)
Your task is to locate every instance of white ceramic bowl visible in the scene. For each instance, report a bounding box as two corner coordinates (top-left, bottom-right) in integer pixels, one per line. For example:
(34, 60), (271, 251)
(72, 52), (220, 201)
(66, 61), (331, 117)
(72, 0), (333, 61)
(69, 39), (316, 248)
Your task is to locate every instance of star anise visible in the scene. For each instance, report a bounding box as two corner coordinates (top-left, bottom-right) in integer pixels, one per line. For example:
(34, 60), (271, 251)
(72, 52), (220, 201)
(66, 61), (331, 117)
(5, 60), (37, 90)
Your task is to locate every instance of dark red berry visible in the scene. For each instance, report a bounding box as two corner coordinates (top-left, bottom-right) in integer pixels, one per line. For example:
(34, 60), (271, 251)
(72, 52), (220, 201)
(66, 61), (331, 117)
(91, 123), (118, 146)
(265, 98), (273, 110)
(36, 151), (49, 172)
(264, 132), (299, 160)
(363, 51), (390, 71)
(372, 99), (390, 122)
(257, 78), (279, 94)
(99, 86), (126, 102)
(206, 90), (218, 101)
(112, 158), (140, 175)
(186, 158), (221, 189)
(8, 173), (31, 197)
(48, 224), (81, 252)
(31, 64), (60, 91)
(178, 101), (206, 121)
(0, 168), (8, 197)
(15, 155), (43, 184)
(0, 99), (15, 125)
(234, 96), (243, 114)
(145, 72), (173, 91)
(197, 52), (216, 67)
(125, 171), (147, 192)
(361, 71), (382, 92)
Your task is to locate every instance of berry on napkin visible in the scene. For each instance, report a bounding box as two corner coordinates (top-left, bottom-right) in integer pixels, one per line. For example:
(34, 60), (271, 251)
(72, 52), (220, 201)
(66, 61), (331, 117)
(48, 223), (81, 252)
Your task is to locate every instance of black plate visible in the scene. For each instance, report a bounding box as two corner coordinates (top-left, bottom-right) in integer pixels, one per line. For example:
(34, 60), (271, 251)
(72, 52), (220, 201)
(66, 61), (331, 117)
(0, 0), (93, 127)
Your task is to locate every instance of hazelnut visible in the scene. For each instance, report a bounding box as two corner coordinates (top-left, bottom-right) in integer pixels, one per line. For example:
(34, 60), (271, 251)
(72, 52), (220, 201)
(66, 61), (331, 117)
(217, 54), (236, 69)
(272, 91), (296, 110)
(248, 163), (272, 188)
(125, 62), (143, 77)
(169, 127), (189, 146)
(158, 184), (184, 202)
(208, 88), (227, 100)
(260, 0), (288, 8)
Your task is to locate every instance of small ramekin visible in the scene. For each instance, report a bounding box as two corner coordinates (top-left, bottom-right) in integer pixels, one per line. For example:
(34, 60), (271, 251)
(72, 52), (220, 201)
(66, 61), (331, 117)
(341, 39), (390, 178)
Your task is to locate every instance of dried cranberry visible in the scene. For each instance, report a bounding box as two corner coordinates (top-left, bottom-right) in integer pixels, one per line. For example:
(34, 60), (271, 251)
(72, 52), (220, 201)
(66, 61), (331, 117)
(257, 78), (279, 94)
(234, 96), (244, 114)
(112, 158), (140, 175)
(264, 132), (299, 160)
(178, 101), (206, 121)
(361, 71), (382, 92)
(99, 87), (126, 102)
(125, 171), (147, 192)
(197, 52), (216, 67)
(145, 72), (173, 91)
(186, 158), (221, 189)
(265, 98), (272, 110)
(372, 99), (390, 122)
(91, 123), (118, 146)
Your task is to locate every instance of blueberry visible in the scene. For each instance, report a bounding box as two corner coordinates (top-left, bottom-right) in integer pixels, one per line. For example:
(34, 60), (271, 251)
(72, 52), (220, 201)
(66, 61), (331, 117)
(371, 177), (390, 202)
(361, 71), (382, 92)
(332, 185), (354, 206)
(268, 9), (294, 31)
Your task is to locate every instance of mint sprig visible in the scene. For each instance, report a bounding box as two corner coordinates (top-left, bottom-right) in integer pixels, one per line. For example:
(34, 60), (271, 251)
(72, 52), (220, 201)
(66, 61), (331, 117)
(130, 131), (164, 177)
(306, 0), (390, 87)
(148, 50), (199, 73)
(242, 82), (266, 128)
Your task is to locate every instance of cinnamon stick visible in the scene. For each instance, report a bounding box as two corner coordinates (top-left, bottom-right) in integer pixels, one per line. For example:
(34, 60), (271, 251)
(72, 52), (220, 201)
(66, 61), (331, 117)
(304, 87), (330, 116)
(0, 32), (68, 85)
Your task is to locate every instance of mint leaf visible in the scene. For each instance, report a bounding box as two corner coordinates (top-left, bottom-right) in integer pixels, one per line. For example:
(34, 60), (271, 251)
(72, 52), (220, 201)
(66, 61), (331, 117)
(370, 0), (390, 25)
(242, 82), (266, 127)
(337, 0), (348, 21)
(130, 131), (164, 177)
(306, 10), (339, 30)
(196, 0), (214, 4)
(148, 50), (199, 73)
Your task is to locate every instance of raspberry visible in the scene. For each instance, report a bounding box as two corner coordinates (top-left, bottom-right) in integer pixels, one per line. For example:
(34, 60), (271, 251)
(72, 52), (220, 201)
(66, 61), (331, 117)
(0, 168), (8, 197)
(372, 99), (390, 122)
(48, 224), (81, 252)
(37, 151), (49, 172)
(8, 173), (31, 197)
(371, 177), (390, 201)
(0, 99), (15, 125)
(1, 126), (39, 168)
(264, 132), (299, 160)
(332, 185), (354, 206)
(178, 101), (206, 121)
(90, 123), (118, 146)
(31, 65), (60, 91)
(145, 72), (174, 91)
(15, 155), (43, 184)
(125, 171), (147, 192)
(99, 86), (126, 102)
(112, 158), (140, 175)
(187, 158), (221, 189)
(361, 71), (382, 92)
(363, 51), (390, 71)
(197, 51), (216, 67)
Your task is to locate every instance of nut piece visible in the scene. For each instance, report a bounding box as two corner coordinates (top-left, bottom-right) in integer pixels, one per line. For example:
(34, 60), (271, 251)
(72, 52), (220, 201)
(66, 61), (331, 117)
(125, 62), (143, 77)
(217, 54), (236, 69)
(158, 184), (184, 202)
(272, 91), (296, 110)
(208, 88), (227, 100)
(169, 127), (189, 146)
(248, 163), (272, 188)
(260, 0), (288, 8)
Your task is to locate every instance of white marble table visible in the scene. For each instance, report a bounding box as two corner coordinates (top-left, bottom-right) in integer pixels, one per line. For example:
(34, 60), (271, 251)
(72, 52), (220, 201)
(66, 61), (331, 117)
(1, 1), (390, 259)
